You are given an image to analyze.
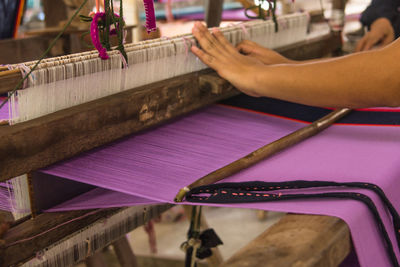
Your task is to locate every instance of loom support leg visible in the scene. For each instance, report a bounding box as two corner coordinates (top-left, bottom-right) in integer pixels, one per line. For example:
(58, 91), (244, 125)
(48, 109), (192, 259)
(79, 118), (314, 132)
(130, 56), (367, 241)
(113, 236), (138, 267)
(204, 0), (224, 27)
(183, 206), (223, 267)
(85, 250), (108, 267)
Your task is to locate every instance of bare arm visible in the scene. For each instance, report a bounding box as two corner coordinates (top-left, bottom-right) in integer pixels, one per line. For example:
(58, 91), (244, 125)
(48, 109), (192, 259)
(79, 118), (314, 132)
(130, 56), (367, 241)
(191, 22), (400, 108)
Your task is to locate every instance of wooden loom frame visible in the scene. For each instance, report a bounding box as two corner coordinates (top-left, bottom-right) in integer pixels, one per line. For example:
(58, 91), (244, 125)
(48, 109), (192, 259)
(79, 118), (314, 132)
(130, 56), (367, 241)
(0, 2), (350, 266)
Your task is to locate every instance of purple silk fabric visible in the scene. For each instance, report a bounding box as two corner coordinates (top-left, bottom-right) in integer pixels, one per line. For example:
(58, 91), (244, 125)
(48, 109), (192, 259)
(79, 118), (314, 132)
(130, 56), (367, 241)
(41, 105), (400, 267)
(49, 188), (159, 211)
(0, 98), (8, 120)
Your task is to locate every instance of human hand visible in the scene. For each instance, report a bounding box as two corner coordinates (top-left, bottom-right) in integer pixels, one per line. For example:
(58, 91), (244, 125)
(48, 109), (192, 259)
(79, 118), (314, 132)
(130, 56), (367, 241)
(236, 40), (295, 65)
(356, 18), (395, 52)
(191, 22), (264, 97)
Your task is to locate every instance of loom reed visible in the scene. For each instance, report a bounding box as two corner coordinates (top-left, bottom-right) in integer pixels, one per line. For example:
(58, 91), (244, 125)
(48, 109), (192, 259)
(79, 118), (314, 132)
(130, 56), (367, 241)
(174, 108), (352, 202)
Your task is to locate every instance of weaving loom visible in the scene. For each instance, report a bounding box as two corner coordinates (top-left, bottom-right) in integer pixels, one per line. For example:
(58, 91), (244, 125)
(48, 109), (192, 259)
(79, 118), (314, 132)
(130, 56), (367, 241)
(0, 4), (363, 266)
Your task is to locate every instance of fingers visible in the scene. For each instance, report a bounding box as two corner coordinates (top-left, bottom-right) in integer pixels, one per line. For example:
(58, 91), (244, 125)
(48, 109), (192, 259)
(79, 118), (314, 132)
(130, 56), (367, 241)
(355, 36), (367, 52)
(191, 46), (219, 70)
(237, 43), (254, 55)
(363, 37), (379, 51)
(356, 35), (378, 52)
(380, 34), (394, 47)
(192, 22), (222, 57)
(236, 40), (258, 54)
(355, 33), (383, 52)
(211, 28), (237, 53)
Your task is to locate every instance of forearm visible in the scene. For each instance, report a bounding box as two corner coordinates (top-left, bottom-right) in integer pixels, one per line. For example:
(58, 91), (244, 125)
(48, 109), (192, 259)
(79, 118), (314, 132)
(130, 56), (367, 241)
(252, 45), (400, 108)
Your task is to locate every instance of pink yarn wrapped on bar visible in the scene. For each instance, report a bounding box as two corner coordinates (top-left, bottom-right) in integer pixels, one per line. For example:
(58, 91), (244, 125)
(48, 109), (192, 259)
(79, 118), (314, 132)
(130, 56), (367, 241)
(143, 0), (157, 32)
(91, 12), (109, 60)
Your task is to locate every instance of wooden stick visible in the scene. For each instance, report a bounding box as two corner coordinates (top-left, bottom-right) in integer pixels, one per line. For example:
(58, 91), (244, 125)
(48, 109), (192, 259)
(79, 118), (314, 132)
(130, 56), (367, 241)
(0, 68), (20, 77)
(174, 108), (351, 202)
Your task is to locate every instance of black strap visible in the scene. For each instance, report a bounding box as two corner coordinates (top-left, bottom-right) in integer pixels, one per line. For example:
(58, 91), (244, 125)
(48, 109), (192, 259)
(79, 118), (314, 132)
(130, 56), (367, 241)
(186, 181), (400, 267)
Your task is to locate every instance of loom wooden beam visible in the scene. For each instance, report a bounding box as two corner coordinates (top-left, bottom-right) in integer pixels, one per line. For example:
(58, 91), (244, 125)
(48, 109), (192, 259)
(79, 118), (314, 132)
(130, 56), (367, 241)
(205, 0), (224, 27)
(113, 236), (139, 267)
(0, 70), (238, 181)
(276, 31), (341, 61)
(220, 214), (351, 267)
(85, 252), (109, 267)
(1, 204), (172, 267)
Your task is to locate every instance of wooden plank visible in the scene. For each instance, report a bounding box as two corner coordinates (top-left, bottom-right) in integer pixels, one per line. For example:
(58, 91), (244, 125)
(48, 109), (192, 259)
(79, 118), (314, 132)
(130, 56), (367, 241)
(136, 255), (208, 267)
(220, 214), (351, 267)
(113, 236), (139, 267)
(1, 204), (172, 266)
(0, 70), (237, 182)
(205, 0), (224, 27)
(277, 32), (341, 61)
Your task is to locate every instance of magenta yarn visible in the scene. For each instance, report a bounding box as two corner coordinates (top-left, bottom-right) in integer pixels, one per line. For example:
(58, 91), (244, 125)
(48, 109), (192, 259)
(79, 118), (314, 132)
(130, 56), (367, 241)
(143, 0), (157, 32)
(91, 12), (109, 60)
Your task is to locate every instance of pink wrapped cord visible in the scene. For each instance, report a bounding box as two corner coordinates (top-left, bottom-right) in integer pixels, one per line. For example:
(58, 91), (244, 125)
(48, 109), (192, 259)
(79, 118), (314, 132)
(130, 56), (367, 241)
(90, 12), (121, 60)
(91, 12), (109, 60)
(143, 0), (157, 32)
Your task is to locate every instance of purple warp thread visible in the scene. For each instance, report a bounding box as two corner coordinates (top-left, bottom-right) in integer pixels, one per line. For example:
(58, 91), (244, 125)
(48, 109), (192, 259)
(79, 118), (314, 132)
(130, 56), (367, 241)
(143, 0), (157, 32)
(0, 98), (8, 120)
(40, 105), (400, 267)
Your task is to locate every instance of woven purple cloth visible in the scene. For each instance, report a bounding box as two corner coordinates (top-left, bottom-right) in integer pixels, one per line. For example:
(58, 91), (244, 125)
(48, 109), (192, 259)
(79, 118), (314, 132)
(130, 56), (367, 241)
(0, 98), (8, 120)
(41, 105), (400, 267)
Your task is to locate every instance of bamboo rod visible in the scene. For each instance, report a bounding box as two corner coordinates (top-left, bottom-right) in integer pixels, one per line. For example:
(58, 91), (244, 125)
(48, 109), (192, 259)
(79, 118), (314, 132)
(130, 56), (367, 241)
(0, 69), (20, 77)
(174, 108), (351, 202)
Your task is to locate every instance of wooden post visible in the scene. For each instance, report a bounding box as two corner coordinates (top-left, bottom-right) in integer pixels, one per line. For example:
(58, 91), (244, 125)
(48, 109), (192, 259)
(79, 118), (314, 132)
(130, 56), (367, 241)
(183, 206), (223, 267)
(85, 251), (108, 267)
(332, 0), (347, 10)
(113, 236), (138, 267)
(204, 0), (224, 27)
(42, 0), (68, 27)
(330, 0), (347, 55)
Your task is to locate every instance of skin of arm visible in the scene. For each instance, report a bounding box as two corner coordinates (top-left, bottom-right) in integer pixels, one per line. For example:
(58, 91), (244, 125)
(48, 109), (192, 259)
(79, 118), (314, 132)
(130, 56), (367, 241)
(191, 22), (400, 108)
(356, 17), (395, 52)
